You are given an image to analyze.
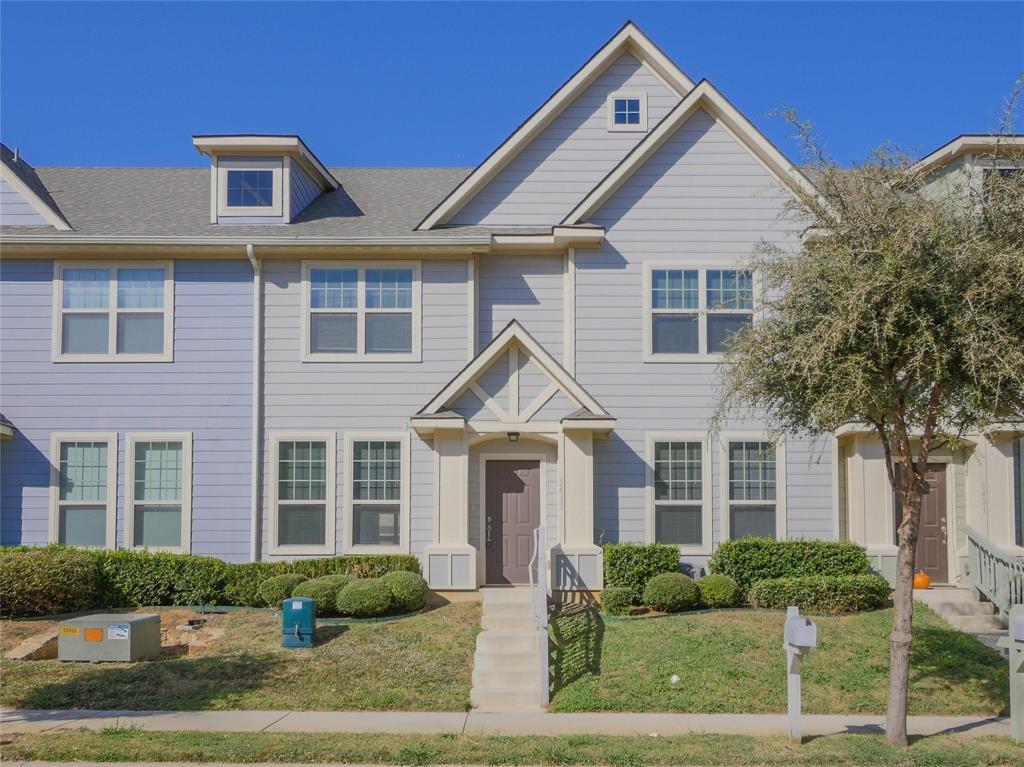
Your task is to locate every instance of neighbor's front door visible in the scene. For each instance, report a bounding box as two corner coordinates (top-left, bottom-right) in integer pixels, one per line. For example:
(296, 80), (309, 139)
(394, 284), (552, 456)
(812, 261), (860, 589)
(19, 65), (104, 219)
(485, 460), (541, 585)
(896, 463), (949, 584)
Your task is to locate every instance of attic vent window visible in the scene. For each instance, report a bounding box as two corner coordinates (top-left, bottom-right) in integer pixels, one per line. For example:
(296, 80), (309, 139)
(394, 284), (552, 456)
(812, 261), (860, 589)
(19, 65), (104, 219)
(607, 92), (648, 132)
(227, 170), (274, 207)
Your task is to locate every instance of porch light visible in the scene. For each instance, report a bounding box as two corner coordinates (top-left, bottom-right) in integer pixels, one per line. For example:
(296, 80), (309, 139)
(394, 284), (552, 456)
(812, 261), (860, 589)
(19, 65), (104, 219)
(507, 432), (520, 443)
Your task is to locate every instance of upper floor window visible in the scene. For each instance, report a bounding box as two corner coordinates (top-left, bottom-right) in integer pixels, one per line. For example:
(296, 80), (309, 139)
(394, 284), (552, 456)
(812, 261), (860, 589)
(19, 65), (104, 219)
(216, 156), (283, 217)
(644, 265), (754, 361)
(607, 92), (647, 132)
(303, 261), (422, 362)
(226, 169), (274, 208)
(54, 262), (173, 362)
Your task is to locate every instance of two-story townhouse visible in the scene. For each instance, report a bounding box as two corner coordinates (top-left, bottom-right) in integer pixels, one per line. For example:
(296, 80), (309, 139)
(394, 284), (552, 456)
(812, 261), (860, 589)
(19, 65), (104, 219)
(1, 22), (1021, 597)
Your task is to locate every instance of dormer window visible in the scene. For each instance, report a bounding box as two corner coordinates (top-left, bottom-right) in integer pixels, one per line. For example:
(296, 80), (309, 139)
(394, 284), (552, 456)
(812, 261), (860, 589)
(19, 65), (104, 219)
(227, 169), (274, 208)
(607, 92), (647, 132)
(215, 157), (283, 217)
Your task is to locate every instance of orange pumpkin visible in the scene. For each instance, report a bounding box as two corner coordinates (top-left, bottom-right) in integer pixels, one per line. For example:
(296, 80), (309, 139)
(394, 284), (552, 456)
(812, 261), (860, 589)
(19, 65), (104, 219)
(913, 571), (931, 590)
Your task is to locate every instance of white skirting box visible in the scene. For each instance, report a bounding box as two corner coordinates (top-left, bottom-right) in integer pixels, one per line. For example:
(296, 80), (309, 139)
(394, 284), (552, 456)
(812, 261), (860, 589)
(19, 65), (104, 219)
(552, 544), (603, 591)
(422, 544), (478, 590)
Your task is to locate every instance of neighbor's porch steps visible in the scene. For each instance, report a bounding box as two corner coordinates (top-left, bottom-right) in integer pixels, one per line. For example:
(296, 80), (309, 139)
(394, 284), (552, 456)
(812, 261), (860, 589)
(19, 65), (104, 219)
(470, 588), (546, 712)
(913, 587), (1008, 654)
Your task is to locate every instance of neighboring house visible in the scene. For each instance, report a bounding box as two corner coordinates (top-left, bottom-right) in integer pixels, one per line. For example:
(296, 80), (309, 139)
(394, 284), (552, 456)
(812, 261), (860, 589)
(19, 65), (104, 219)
(1, 23), (1020, 595)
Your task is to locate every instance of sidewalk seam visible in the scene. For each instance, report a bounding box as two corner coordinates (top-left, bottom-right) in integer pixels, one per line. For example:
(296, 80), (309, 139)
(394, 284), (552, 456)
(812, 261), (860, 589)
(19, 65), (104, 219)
(259, 712), (292, 732)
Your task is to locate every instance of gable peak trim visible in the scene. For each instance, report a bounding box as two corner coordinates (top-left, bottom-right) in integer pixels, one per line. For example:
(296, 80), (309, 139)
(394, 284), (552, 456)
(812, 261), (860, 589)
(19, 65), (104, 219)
(0, 145), (72, 231)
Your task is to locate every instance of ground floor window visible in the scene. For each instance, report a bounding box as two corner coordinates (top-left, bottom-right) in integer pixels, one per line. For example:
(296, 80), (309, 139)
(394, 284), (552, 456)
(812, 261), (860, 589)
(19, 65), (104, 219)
(646, 432), (712, 553)
(344, 432), (410, 553)
(725, 439), (779, 539)
(270, 432), (336, 555)
(125, 433), (192, 552)
(49, 433), (117, 548)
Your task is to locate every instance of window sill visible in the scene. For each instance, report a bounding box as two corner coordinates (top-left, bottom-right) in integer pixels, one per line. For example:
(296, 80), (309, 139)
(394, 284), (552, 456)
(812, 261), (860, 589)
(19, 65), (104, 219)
(270, 544), (336, 557)
(342, 544), (407, 555)
(302, 352), (422, 363)
(128, 545), (189, 555)
(644, 353), (725, 364)
(54, 353), (173, 364)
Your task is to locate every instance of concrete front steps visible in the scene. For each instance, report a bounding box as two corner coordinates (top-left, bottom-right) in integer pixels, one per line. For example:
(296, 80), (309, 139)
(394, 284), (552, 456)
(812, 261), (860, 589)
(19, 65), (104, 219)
(913, 587), (1008, 653)
(470, 588), (547, 712)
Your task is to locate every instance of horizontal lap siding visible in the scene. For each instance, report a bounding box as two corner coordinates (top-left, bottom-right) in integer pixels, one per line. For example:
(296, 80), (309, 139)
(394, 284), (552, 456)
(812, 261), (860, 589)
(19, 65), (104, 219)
(261, 258), (469, 559)
(452, 53), (679, 226)
(479, 255), (563, 362)
(578, 110), (834, 562)
(0, 259), (254, 561)
(0, 178), (49, 226)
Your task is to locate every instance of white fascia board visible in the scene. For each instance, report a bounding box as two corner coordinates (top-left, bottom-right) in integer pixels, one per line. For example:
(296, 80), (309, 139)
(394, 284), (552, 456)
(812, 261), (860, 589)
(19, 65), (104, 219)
(562, 80), (827, 226)
(911, 134), (1024, 176)
(416, 22), (695, 231)
(0, 234), (492, 248)
(0, 164), (72, 231)
(192, 135), (338, 189)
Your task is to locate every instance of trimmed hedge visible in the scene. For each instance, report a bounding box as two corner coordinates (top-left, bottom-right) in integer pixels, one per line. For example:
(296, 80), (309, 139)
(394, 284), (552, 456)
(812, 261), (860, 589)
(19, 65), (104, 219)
(259, 574), (309, 608)
(0, 547), (98, 617)
(707, 538), (871, 593)
(293, 575), (352, 615)
(381, 571), (428, 613)
(93, 550), (229, 608)
(696, 574), (740, 608)
(642, 572), (699, 613)
(603, 543), (680, 600)
(336, 578), (393, 617)
(223, 562), (290, 607)
(748, 574), (892, 614)
(290, 555), (420, 580)
(599, 586), (634, 616)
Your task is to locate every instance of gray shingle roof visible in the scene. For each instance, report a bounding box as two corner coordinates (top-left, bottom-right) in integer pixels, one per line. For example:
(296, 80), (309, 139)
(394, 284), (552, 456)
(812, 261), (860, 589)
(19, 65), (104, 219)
(0, 165), (538, 240)
(1, 144), (70, 228)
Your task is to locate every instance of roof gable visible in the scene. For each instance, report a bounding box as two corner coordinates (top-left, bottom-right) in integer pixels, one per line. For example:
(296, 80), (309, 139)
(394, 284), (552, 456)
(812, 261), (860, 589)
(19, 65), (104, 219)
(416, 21), (694, 230)
(0, 144), (71, 230)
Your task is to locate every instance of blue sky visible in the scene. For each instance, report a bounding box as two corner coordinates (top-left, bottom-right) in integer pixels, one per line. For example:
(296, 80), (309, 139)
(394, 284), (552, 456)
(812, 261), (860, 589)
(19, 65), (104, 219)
(2, 2), (1021, 168)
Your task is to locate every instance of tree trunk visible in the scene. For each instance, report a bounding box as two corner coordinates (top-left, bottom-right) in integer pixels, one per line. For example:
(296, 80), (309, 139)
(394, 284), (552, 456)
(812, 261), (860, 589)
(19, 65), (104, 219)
(885, 488), (922, 747)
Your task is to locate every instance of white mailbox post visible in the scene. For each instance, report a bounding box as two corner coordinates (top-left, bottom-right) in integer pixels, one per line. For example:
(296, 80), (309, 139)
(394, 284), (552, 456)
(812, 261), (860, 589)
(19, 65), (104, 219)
(996, 605), (1024, 742)
(783, 605), (818, 743)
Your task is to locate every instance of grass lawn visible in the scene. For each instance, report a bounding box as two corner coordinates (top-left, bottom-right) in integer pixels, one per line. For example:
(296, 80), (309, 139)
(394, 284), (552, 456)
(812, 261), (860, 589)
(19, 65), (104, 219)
(2, 729), (1021, 766)
(0, 601), (480, 711)
(550, 604), (1008, 716)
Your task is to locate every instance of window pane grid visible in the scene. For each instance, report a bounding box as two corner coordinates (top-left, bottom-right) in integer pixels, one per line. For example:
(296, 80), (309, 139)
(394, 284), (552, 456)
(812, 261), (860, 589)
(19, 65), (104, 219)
(308, 266), (415, 356)
(614, 98), (641, 125)
(63, 269), (111, 309)
(652, 269), (698, 310)
(134, 441), (183, 502)
(706, 269), (754, 310)
(365, 269), (413, 309)
(728, 441), (776, 502)
(117, 269), (164, 309)
(59, 442), (108, 502)
(278, 441), (327, 502)
(226, 169), (274, 207)
(311, 268), (358, 310)
(352, 440), (401, 501)
(654, 441), (702, 502)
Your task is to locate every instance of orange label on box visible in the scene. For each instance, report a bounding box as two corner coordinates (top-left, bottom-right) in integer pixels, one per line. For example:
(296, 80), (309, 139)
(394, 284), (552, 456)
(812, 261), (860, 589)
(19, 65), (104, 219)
(59, 626), (80, 636)
(83, 627), (104, 642)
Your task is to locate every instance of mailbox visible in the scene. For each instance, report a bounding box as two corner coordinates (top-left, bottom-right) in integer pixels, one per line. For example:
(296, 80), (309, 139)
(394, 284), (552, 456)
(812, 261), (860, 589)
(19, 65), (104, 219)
(784, 614), (818, 653)
(281, 597), (315, 649)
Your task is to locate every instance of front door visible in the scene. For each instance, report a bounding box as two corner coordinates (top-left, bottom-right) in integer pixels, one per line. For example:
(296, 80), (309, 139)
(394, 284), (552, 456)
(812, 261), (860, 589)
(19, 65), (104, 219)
(896, 463), (949, 583)
(485, 460), (541, 585)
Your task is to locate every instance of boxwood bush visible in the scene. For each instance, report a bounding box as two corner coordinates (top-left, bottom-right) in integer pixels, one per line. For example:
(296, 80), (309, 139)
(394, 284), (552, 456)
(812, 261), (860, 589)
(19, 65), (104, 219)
(259, 574), (309, 608)
(707, 538), (871, 593)
(293, 574), (352, 615)
(223, 562), (290, 607)
(335, 578), (393, 617)
(599, 586), (634, 616)
(291, 555), (420, 580)
(381, 570), (428, 613)
(603, 543), (679, 600)
(0, 547), (98, 617)
(642, 572), (699, 613)
(696, 574), (740, 608)
(748, 574), (892, 614)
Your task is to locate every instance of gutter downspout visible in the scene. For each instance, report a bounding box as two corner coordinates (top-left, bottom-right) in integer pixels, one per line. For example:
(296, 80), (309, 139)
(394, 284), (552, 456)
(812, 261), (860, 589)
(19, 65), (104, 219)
(246, 244), (263, 562)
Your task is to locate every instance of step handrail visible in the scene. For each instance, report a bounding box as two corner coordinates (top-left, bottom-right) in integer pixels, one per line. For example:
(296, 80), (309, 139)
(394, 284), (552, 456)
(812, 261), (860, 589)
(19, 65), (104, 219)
(527, 525), (550, 706)
(966, 525), (1024, 617)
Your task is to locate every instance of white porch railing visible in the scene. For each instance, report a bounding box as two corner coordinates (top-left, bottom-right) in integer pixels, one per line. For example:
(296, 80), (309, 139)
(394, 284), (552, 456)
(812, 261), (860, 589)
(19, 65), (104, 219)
(967, 525), (1024, 617)
(528, 525), (550, 706)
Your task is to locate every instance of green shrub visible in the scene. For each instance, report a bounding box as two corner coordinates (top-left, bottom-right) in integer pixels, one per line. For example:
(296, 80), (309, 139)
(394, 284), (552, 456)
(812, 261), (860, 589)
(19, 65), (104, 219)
(259, 574), (309, 608)
(335, 578), (393, 617)
(93, 550), (229, 607)
(707, 539), (870, 593)
(696, 574), (740, 608)
(748, 574), (892, 614)
(599, 586), (634, 616)
(381, 570), (428, 613)
(293, 575), (352, 616)
(222, 562), (289, 607)
(0, 546), (98, 617)
(603, 543), (680, 600)
(290, 555), (420, 580)
(642, 572), (699, 613)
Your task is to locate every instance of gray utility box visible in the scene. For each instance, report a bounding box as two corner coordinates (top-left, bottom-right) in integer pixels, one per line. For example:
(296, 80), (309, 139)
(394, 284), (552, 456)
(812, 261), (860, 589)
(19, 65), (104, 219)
(58, 614), (161, 662)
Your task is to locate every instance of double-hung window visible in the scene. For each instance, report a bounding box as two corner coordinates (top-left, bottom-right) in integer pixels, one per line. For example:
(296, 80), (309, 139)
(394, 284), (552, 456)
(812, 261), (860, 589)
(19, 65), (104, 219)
(645, 265), (754, 361)
(125, 433), (192, 552)
(647, 434), (711, 552)
(304, 262), (421, 361)
(271, 433), (336, 555)
(55, 262), (173, 361)
(49, 433), (117, 548)
(722, 438), (785, 540)
(344, 432), (410, 553)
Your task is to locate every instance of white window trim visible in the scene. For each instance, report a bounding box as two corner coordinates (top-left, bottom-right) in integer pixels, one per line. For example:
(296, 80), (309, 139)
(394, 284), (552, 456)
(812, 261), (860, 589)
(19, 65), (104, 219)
(645, 431), (713, 555)
(52, 260), (174, 363)
(718, 432), (787, 541)
(301, 260), (422, 362)
(343, 431), (411, 555)
(216, 156), (284, 217)
(124, 432), (193, 554)
(643, 261), (758, 363)
(48, 432), (118, 549)
(269, 431), (337, 557)
(607, 90), (648, 132)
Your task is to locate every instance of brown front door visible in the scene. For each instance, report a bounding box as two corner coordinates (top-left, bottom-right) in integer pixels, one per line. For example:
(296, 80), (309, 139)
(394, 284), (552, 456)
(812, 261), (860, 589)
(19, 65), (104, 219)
(896, 463), (949, 583)
(485, 460), (541, 585)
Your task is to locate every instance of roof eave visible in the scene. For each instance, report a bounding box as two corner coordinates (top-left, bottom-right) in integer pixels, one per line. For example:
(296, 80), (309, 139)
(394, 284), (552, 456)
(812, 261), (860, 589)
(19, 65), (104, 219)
(191, 135), (340, 190)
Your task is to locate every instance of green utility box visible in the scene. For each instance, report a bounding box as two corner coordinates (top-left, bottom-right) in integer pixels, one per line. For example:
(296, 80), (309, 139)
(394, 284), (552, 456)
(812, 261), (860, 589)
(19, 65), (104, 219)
(58, 613), (161, 662)
(282, 597), (315, 648)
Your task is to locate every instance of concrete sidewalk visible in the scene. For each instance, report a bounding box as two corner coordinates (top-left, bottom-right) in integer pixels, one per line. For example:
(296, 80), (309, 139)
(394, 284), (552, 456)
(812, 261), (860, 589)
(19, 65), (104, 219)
(0, 708), (1011, 738)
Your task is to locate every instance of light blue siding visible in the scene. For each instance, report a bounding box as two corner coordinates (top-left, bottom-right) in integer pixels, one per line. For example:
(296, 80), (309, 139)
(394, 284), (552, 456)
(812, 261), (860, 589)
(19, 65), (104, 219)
(0, 259), (254, 561)
(478, 255), (563, 361)
(452, 53), (680, 226)
(289, 162), (321, 219)
(0, 178), (48, 226)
